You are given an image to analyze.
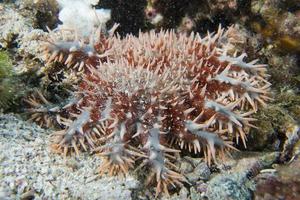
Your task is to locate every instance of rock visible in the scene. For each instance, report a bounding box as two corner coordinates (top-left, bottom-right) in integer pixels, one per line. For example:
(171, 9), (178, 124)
(162, 187), (189, 200)
(254, 158), (300, 200)
(190, 186), (205, 200)
(204, 152), (280, 200)
(205, 173), (252, 200)
(186, 162), (211, 183)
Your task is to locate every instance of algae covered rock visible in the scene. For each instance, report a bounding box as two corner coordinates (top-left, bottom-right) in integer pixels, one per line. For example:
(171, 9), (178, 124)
(0, 50), (36, 112)
(251, 0), (300, 53)
(254, 158), (300, 200)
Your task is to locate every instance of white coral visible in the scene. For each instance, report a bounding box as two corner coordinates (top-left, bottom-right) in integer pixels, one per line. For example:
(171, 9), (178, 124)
(56, 0), (111, 37)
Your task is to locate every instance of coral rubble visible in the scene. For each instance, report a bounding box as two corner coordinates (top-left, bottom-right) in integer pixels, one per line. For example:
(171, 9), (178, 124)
(0, 113), (138, 200)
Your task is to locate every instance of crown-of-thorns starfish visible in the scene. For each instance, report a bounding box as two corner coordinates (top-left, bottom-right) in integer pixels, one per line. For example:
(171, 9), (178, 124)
(33, 25), (271, 197)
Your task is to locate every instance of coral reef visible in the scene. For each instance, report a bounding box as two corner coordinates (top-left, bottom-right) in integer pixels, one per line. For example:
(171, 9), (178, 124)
(0, 4), (53, 112)
(2, 0), (300, 198)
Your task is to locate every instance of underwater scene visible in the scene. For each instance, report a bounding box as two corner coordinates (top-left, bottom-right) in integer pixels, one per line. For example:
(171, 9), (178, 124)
(0, 0), (300, 199)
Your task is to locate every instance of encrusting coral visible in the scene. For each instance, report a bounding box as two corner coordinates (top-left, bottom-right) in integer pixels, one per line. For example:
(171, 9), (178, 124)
(25, 0), (272, 197)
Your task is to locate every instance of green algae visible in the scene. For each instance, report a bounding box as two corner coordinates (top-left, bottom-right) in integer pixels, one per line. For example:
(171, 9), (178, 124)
(0, 50), (31, 112)
(0, 50), (15, 110)
(0, 50), (13, 79)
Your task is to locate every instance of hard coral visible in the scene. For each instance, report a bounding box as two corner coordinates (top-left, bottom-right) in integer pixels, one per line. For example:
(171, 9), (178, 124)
(38, 25), (271, 196)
